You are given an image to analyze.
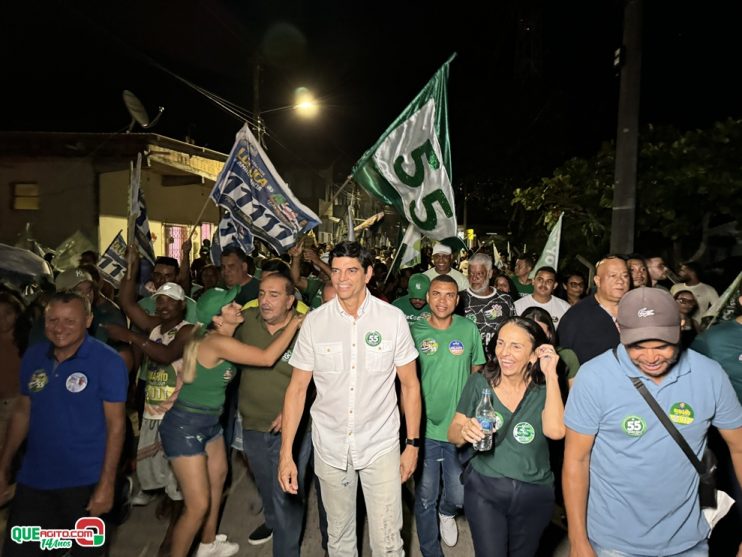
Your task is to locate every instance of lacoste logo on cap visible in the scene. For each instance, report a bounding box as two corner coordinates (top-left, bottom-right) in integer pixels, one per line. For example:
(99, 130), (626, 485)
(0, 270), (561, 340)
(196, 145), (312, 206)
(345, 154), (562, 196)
(637, 307), (655, 318)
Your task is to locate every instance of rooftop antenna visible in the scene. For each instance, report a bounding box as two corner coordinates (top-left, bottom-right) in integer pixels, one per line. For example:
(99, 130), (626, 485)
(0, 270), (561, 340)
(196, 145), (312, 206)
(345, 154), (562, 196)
(123, 90), (164, 132)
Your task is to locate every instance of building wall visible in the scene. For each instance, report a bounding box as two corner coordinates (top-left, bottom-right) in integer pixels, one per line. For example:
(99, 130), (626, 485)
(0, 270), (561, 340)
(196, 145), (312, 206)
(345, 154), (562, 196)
(99, 169), (219, 258)
(0, 158), (98, 248)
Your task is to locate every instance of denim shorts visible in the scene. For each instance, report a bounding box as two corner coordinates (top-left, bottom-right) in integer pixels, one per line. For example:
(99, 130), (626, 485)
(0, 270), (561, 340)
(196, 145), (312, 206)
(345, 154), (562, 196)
(159, 406), (223, 458)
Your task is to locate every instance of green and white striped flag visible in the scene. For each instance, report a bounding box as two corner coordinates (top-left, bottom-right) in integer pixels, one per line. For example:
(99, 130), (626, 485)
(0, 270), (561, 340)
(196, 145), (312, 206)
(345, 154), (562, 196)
(352, 54), (464, 257)
(529, 212), (564, 279)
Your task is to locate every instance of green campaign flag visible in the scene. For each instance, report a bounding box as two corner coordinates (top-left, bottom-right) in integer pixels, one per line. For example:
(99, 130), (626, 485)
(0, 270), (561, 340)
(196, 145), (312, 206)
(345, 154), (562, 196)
(702, 270), (742, 328)
(352, 54), (464, 252)
(529, 212), (564, 279)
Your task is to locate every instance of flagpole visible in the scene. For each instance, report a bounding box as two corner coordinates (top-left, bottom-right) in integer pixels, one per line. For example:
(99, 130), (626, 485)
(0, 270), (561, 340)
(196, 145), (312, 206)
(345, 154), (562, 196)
(127, 160), (136, 247)
(186, 196), (214, 244)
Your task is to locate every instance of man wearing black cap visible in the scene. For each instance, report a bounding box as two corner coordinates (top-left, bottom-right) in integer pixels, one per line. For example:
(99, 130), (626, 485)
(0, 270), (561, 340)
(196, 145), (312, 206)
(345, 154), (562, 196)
(563, 287), (742, 556)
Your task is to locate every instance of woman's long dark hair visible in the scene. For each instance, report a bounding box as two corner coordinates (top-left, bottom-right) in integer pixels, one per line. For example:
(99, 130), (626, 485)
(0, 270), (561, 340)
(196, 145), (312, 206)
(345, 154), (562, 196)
(484, 316), (549, 388)
(520, 306), (557, 345)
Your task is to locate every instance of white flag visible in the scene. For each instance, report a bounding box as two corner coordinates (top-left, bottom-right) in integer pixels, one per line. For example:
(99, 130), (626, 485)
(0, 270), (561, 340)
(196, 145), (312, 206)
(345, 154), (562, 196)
(529, 213), (564, 279)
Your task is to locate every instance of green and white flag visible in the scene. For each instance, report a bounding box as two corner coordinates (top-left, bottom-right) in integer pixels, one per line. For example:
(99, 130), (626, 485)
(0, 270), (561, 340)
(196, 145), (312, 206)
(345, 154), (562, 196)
(702, 271), (742, 327)
(352, 54), (464, 254)
(397, 224), (422, 269)
(529, 212), (564, 279)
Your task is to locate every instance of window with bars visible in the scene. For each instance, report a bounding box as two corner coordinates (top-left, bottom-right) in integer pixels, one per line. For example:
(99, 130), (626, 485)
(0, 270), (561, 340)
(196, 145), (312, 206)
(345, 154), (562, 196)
(164, 224), (187, 260)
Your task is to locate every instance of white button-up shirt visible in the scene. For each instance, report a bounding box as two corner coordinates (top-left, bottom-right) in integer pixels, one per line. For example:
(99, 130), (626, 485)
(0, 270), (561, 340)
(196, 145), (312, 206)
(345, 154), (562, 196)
(289, 290), (418, 469)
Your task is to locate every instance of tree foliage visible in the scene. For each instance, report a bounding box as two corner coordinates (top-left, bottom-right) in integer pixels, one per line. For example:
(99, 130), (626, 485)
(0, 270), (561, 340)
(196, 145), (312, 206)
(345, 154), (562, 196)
(511, 118), (742, 265)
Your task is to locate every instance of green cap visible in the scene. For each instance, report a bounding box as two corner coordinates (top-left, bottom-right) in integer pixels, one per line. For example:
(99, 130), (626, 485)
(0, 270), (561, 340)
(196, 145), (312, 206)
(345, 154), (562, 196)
(407, 273), (430, 300)
(197, 286), (240, 324)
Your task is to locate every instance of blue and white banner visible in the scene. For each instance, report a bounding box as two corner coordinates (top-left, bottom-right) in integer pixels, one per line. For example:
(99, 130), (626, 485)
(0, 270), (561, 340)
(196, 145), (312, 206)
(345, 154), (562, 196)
(210, 124), (321, 255)
(98, 231), (128, 287)
(129, 153), (156, 264)
(215, 212), (254, 258)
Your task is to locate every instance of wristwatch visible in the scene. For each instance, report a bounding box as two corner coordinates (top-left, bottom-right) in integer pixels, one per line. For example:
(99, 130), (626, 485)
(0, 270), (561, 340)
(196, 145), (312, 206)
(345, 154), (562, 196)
(405, 438), (420, 447)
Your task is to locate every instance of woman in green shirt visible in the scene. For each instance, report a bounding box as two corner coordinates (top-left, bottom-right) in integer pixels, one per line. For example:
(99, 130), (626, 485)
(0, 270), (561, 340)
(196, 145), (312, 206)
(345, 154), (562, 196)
(159, 286), (302, 557)
(448, 316), (565, 557)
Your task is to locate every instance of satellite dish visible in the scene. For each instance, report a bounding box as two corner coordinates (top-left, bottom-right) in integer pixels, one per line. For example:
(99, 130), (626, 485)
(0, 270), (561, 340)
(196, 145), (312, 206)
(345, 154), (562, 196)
(123, 90), (164, 132)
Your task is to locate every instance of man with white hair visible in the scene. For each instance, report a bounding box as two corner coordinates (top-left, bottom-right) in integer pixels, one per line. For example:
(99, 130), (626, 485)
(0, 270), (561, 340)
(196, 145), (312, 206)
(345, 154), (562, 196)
(423, 243), (469, 292)
(456, 252), (515, 352)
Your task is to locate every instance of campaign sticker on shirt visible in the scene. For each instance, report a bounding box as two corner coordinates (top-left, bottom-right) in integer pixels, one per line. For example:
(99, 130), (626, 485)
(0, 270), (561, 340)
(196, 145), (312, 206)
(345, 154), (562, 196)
(513, 422), (535, 444)
(28, 370), (49, 393)
(66, 372), (88, 393)
(485, 305), (504, 321)
(223, 366), (236, 383)
(494, 411), (504, 431)
(281, 348), (293, 362)
(365, 331), (382, 347)
(622, 415), (647, 437)
(419, 339), (438, 355)
(669, 402), (695, 425)
(448, 340), (465, 356)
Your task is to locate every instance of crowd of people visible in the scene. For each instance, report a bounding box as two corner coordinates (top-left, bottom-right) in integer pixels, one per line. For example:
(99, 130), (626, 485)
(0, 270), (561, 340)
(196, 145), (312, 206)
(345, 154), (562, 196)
(0, 237), (740, 557)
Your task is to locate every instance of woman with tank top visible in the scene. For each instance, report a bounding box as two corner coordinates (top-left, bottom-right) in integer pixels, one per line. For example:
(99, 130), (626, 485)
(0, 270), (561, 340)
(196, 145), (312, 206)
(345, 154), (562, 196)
(159, 285), (302, 557)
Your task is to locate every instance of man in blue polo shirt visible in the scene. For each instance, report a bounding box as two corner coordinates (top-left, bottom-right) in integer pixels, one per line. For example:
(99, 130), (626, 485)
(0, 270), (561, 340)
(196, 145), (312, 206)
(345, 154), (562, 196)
(0, 291), (128, 556)
(563, 287), (742, 557)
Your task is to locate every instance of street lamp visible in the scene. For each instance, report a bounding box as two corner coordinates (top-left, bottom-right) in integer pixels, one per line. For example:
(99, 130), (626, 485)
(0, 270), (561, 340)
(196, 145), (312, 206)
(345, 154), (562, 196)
(253, 86), (319, 145)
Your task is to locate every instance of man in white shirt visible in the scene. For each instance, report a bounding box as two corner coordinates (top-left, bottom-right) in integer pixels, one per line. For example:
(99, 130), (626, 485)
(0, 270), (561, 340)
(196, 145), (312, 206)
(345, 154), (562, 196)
(514, 266), (572, 326)
(423, 243), (469, 291)
(670, 261), (719, 321)
(279, 241), (421, 556)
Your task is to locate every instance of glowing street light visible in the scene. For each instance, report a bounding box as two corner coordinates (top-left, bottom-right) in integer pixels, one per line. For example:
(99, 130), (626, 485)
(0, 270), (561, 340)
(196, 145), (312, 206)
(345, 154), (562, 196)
(293, 87), (319, 118)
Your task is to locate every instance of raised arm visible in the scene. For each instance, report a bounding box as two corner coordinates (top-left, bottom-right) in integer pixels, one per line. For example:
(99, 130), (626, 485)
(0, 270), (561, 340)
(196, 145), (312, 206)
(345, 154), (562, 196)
(539, 345), (566, 440)
(178, 239), (193, 294)
(104, 324), (194, 364)
(119, 247), (160, 332)
(288, 243), (309, 291)
(208, 315), (302, 367)
(303, 248), (332, 280)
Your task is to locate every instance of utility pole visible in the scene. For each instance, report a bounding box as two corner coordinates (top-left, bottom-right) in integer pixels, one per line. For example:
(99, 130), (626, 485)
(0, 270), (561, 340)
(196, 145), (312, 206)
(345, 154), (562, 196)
(252, 62), (265, 146)
(610, 0), (643, 254)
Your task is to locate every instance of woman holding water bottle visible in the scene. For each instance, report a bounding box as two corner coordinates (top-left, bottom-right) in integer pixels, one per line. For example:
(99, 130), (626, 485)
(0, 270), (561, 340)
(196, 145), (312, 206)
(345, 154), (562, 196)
(448, 316), (565, 557)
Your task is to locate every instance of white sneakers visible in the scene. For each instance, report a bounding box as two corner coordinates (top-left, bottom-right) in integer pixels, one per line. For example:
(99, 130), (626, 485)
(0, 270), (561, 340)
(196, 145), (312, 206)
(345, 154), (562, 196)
(438, 513), (458, 547)
(131, 490), (155, 506)
(195, 534), (239, 557)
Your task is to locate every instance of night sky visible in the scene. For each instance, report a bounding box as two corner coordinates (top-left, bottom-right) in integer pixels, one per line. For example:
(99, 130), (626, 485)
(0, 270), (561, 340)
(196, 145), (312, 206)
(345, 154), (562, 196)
(3, 0), (742, 188)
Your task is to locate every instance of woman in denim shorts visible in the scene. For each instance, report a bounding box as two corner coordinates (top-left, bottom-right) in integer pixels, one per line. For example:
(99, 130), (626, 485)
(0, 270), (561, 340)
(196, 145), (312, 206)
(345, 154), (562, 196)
(159, 286), (302, 557)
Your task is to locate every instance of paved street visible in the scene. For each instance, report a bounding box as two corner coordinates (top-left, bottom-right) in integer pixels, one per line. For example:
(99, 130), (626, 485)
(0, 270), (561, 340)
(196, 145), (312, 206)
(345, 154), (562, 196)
(107, 451), (568, 556)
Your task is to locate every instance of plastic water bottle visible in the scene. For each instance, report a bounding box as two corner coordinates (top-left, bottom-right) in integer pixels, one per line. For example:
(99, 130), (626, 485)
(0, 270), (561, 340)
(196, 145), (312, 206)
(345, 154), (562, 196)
(474, 388), (496, 451)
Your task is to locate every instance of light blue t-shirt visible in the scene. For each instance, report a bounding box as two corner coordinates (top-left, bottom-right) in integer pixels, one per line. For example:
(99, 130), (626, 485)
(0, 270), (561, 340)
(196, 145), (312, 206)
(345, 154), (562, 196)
(565, 345), (742, 555)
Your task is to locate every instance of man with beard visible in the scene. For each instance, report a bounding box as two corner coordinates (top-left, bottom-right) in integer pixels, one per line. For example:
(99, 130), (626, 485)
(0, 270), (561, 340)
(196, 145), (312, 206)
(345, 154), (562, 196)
(564, 287), (742, 556)
(456, 253), (515, 353)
